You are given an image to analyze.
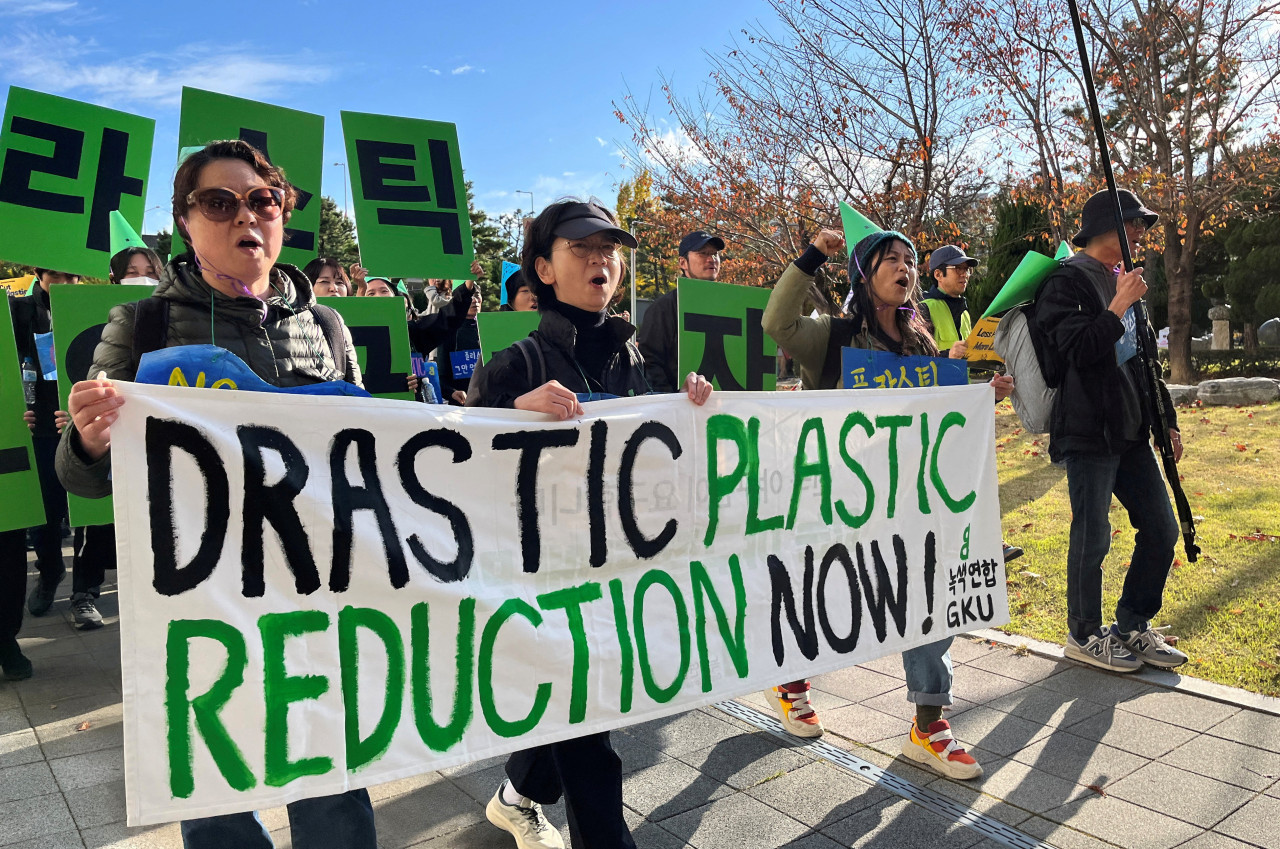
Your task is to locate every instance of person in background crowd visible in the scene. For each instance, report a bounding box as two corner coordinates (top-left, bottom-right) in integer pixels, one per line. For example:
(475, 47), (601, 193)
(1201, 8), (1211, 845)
(55, 138), (376, 849)
(303, 257), (350, 297)
(467, 199), (711, 849)
(1036, 189), (1187, 673)
(434, 284), (482, 404)
(921, 245), (1024, 564)
(637, 230), (724, 392)
(109, 247), (164, 285)
(499, 268), (538, 311)
(763, 226), (1012, 781)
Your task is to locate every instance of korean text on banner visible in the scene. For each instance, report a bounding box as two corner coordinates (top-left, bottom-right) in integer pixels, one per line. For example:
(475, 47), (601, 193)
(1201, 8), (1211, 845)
(0, 307), (46, 532)
(174, 88), (324, 269)
(0, 87), (154, 279)
(109, 384), (1006, 825)
(842, 349), (969, 390)
(340, 111), (474, 280)
(677, 277), (777, 391)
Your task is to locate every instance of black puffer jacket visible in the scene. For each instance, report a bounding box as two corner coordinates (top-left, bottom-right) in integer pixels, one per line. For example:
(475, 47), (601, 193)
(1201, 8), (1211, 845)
(466, 308), (649, 409)
(1035, 257), (1176, 460)
(56, 255), (362, 498)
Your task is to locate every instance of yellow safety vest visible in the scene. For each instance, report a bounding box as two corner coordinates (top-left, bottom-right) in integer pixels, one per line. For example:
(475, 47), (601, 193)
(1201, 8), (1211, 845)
(922, 298), (972, 351)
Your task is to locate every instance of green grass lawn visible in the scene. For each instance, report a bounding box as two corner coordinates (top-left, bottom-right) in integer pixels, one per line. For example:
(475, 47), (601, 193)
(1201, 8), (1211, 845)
(994, 399), (1280, 696)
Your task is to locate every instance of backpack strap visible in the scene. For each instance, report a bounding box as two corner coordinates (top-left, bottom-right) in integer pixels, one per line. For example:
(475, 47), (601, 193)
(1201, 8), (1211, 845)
(514, 336), (546, 391)
(310, 304), (354, 383)
(131, 297), (171, 375)
(819, 317), (860, 391)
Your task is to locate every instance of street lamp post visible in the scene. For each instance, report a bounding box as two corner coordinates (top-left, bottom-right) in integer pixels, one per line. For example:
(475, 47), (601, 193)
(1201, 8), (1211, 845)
(628, 219), (654, 321)
(332, 162), (349, 217)
(515, 190), (534, 216)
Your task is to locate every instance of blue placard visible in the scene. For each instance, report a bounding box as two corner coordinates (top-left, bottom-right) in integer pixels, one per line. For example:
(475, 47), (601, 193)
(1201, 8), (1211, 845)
(34, 331), (56, 380)
(841, 348), (968, 390)
(450, 349), (480, 380)
(135, 345), (371, 397)
(499, 261), (521, 306)
(1115, 306), (1138, 366)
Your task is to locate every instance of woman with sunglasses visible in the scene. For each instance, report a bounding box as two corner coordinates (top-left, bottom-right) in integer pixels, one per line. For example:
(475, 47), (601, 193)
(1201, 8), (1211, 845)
(761, 226), (1008, 783)
(466, 200), (710, 849)
(55, 139), (376, 849)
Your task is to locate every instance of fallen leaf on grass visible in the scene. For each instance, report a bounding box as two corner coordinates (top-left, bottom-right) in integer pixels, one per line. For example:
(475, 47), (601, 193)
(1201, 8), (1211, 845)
(1205, 604), (1220, 612)
(1021, 522), (1034, 530)
(75, 721), (91, 732)
(1235, 443), (1248, 452)
(1230, 608), (1245, 615)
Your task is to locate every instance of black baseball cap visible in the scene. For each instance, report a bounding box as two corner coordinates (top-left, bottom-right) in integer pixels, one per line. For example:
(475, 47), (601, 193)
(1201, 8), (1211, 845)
(679, 231), (726, 256)
(552, 203), (638, 248)
(928, 245), (978, 274)
(1072, 189), (1159, 247)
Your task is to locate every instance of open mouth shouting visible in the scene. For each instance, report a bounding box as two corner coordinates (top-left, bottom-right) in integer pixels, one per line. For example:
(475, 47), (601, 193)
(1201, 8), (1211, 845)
(590, 273), (608, 288)
(236, 232), (264, 256)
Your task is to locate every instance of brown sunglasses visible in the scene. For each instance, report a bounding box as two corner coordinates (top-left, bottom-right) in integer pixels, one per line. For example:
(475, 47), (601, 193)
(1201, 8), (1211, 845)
(186, 186), (286, 222)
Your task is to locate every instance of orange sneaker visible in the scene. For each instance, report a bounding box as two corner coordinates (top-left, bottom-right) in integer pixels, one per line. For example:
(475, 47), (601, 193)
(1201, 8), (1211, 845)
(763, 681), (823, 738)
(901, 718), (982, 780)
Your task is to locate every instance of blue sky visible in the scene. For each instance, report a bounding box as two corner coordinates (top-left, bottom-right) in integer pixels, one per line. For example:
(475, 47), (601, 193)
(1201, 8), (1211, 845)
(0, 0), (771, 236)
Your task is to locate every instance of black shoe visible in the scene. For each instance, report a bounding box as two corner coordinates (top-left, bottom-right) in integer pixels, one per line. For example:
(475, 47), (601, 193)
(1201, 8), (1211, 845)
(0, 641), (32, 681)
(1002, 543), (1024, 564)
(27, 566), (65, 616)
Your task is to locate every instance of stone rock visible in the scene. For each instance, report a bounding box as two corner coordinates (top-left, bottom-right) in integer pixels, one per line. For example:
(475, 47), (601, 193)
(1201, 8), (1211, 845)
(1167, 384), (1198, 405)
(1196, 377), (1280, 406)
(1191, 335), (1212, 351)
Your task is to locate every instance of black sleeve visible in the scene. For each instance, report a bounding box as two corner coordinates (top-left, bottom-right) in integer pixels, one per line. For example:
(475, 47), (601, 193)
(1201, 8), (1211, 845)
(1036, 269), (1125, 370)
(406, 283), (474, 355)
(637, 291), (678, 393)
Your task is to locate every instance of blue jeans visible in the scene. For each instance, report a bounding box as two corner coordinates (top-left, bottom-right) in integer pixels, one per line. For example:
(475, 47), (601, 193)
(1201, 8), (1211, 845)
(902, 636), (954, 705)
(1063, 443), (1179, 642)
(180, 789), (376, 849)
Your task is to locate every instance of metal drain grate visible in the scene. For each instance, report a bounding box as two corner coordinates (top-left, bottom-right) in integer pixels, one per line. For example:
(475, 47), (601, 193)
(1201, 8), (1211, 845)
(714, 699), (1057, 849)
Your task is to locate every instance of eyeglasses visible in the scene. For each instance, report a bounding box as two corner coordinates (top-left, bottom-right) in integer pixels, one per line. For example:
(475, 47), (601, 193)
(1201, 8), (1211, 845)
(558, 239), (621, 260)
(186, 186), (286, 222)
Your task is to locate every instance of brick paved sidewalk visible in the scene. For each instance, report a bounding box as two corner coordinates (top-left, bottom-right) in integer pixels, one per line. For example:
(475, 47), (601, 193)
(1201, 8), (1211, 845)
(3, 559), (1277, 848)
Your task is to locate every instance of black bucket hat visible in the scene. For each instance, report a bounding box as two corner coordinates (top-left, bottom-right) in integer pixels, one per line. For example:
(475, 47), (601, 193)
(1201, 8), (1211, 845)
(1072, 189), (1159, 247)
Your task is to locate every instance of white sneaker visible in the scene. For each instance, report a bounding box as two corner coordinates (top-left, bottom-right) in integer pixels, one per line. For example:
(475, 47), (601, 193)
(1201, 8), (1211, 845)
(485, 781), (566, 849)
(763, 681), (824, 738)
(1118, 625), (1188, 668)
(1065, 626), (1143, 672)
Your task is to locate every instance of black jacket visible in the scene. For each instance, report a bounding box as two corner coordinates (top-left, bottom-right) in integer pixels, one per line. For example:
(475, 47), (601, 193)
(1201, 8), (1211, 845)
(636, 289), (679, 393)
(9, 285), (60, 437)
(466, 308), (649, 409)
(1035, 257), (1176, 460)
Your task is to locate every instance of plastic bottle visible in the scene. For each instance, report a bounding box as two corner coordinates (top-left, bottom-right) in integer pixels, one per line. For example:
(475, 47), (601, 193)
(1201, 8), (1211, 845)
(21, 357), (38, 407)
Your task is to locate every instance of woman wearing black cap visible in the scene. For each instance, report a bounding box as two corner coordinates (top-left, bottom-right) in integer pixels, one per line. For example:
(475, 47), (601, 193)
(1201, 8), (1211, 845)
(760, 227), (990, 782)
(467, 198), (710, 849)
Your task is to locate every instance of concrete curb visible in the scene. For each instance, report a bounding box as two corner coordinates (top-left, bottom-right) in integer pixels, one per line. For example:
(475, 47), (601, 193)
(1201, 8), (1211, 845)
(969, 627), (1280, 717)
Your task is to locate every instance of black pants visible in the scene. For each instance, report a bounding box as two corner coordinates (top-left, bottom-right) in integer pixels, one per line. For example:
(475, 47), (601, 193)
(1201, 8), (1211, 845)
(28, 435), (67, 587)
(0, 529), (26, 645)
(505, 732), (635, 849)
(72, 524), (115, 596)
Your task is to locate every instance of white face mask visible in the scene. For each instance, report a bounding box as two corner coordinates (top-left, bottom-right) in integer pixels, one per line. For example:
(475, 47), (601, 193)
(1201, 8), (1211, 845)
(120, 276), (159, 286)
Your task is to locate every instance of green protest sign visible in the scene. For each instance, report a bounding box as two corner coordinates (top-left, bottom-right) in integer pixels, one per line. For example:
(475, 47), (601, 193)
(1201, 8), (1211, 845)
(0, 312), (46, 533)
(340, 110), (474, 279)
(979, 251), (1059, 320)
(477, 311), (539, 365)
(0, 88), (154, 279)
(173, 88), (323, 268)
(51, 284), (154, 526)
(677, 277), (776, 391)
(321, 297), (413, 400)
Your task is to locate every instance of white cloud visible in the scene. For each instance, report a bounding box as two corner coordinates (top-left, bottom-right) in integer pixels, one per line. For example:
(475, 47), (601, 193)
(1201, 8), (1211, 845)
(595, 137), (607, 147)
(423, 66), (442, 75)
(0, 0), (77, 15)
(451, 64), (473, 75)
(0, 28), (332, 107)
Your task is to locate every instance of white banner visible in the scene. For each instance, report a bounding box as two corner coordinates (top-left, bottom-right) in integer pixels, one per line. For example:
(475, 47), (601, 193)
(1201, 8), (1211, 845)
(110, 382), (1008, 825)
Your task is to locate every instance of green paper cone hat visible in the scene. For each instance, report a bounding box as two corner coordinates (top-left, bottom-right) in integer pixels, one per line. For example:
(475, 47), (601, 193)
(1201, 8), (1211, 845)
(980, 250), (1060, 319)
(839, 202), (881, 248)
(109, 210), (146, 256)
(1054, 241), (1073, 260)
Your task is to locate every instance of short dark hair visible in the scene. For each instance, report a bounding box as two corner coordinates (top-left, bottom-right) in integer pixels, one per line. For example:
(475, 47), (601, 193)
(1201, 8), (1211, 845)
(521, 198), (626, 307)
(302, 257), (348, 286)
(109, 247), (164, 283)
(171, 139), (297, 243)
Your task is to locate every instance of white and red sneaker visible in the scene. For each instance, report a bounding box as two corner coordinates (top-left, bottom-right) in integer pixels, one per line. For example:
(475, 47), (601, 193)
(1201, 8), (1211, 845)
(901, 718), (982, 780)
(763, 681), (824, 738)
